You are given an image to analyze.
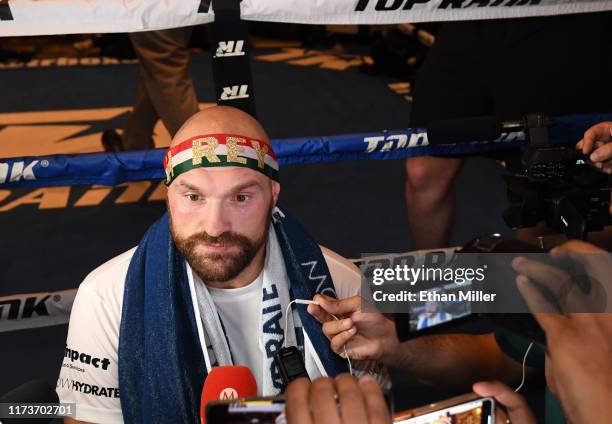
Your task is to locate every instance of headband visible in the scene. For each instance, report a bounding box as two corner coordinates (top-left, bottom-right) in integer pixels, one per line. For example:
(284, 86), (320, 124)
(163, 134), (279, 186)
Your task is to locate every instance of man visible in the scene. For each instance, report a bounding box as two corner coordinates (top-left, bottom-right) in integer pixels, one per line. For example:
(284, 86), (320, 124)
(102, 28), (200, 151)
(58, 106), (382, 423)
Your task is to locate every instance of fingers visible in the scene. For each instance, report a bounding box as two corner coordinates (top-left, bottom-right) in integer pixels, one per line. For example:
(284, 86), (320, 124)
(590, 137), (612, 163)
(580, 121), (612, 155)
(307, 303), (335, 325)
(287, 375), (390, 424)
(310, 378), (342, 424)
(330, 326), (357, 355)
(285, 378), (313, 424)
(335, 374), (368, 424)
(359, 375), (391, 424)
(472, 381), (537, 424)
(512, 256), (572, 300)
(314, 294), (363, 318)
(516, 275), (566, 336)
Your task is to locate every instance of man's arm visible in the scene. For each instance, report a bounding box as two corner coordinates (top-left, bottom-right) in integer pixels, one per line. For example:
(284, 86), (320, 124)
(309, 295), (524, 391)
(385, 333), (524, 391)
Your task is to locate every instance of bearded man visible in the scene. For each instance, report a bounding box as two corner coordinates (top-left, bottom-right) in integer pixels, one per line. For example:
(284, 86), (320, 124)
(57, 106), (387, 423)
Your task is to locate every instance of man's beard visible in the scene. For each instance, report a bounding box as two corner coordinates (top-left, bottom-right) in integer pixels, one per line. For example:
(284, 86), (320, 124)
(170, 212), (271, 284)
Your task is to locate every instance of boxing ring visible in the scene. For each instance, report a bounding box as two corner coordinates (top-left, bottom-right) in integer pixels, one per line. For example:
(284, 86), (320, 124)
(1, 0), (612, 401)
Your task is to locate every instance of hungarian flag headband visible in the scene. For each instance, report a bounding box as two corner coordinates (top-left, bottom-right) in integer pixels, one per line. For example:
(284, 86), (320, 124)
(163, 134), (279, 186)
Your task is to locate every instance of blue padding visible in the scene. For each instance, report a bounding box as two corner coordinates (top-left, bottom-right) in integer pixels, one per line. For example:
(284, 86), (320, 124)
(1, 113), (611, 188)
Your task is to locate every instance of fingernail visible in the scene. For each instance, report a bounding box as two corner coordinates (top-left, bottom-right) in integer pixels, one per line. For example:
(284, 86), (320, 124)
(516, 275), (529, 285)
(512, 256), (525, 269)
(347, 327), (356, 334)
(591, 152), (601, 161)
(359, 374), (375, 384)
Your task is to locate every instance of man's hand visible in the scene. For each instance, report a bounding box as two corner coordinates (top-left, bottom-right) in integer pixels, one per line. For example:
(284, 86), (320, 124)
(472, 381), (537, 424)
(307, 294), (399, 363)
(285, 374), (391, 424)
(577, 121), (612, 174)
(512, 240), (611, 314)
(513, 240), (612, 423)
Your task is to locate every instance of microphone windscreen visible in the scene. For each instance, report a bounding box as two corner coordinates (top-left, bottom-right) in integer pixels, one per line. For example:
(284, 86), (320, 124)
(0, 380), (59, 424)
(200, 366), (258, 424)
(427, 116), (502, 145)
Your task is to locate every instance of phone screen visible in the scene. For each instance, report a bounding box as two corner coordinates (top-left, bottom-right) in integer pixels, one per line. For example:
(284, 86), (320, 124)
(395, 397), (494, 424)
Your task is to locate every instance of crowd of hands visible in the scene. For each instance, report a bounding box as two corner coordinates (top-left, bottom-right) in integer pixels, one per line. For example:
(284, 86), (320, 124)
(283, 122), (612, 424)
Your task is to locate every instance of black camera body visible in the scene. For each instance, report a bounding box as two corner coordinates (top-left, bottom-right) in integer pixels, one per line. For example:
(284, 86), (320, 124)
(502, 114), (611, 239)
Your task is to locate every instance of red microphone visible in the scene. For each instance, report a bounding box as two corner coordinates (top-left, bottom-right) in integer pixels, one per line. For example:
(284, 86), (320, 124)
(200, 365), (258, 424)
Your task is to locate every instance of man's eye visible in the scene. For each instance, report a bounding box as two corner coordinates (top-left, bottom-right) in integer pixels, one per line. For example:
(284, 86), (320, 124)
(235, 194), (249, 202)
(186, 194), (201, 202)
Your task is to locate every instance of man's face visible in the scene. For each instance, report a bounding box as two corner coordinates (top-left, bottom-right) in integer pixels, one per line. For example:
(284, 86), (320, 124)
(167, 167), (280, 284)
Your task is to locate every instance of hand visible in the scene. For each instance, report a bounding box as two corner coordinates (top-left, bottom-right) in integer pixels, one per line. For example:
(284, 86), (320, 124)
(285, 374), (391, 424)
(577, 121), (612, 174)
(472, 381), (537, 424)
(511, 240), (611, 314)
(513, 241), (612, 423)
(307, 294), (399, 363)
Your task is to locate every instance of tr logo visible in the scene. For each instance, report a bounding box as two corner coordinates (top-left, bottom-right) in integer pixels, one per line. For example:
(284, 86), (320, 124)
(215, 40), (246, 58)
(219, 387), (239, 400)
(220, 85), (250, 101)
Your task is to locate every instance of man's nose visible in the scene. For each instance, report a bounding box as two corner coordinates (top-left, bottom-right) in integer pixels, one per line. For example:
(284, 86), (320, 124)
(202, 201), (231, 238)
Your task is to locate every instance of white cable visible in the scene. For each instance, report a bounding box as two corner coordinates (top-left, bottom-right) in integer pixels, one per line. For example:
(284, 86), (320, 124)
(515, 342), (534, 392)
(284, 299), (353, 376)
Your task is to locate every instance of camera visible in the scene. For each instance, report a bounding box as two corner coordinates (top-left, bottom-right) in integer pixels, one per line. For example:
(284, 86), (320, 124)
(502, 114), (611, 239)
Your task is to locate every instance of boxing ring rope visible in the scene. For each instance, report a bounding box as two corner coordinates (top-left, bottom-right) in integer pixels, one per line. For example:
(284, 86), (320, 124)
(1, 113), (611, 188)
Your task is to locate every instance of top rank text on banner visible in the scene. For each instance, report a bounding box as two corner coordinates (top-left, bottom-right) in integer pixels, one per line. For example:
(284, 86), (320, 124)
(240, 0), (612, 25)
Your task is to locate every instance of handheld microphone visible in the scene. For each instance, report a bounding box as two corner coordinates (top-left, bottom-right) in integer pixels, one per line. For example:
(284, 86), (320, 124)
(200, 366), (258, 424)
(0, 380), (59, 424)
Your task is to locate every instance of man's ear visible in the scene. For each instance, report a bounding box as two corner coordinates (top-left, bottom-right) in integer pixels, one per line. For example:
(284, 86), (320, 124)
(271, 181), (281, 205)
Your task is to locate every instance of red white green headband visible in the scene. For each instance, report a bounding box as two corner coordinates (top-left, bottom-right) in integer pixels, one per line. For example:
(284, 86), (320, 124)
(163, 134), (279, 186)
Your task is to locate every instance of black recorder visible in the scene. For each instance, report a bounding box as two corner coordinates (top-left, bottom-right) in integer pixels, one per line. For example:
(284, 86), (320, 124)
(273, 346), (309, 391)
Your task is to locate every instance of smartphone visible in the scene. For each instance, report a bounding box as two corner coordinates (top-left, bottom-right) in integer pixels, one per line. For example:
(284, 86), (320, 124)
(206, 397), (285, 424)
(393, 394), (494, 424)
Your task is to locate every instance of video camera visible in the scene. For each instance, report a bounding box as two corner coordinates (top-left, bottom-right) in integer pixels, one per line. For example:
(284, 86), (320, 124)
(427, 113), (611, 239)
(502, 114), (610, 239)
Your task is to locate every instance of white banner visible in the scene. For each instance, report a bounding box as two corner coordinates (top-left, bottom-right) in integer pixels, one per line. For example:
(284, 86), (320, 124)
(0, 0), (214, 37)
(1, 0), (612, 36)
(0, 289), (77, 333)
(240, 0), (612, 25)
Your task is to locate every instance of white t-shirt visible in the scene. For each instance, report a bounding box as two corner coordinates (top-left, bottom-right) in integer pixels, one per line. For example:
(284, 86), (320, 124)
(57, 246), (361, 424)
(208, 272), (265, 390)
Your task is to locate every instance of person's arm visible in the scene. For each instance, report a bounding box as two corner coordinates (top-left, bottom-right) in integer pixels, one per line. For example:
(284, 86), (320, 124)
(309, 295), (523, 391)
(386, 333), (523, 391)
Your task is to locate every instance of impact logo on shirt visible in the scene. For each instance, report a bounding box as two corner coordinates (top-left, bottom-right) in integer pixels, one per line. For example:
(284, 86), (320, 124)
(57, 378), (120, 398)
(64, 346), (111, 371)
